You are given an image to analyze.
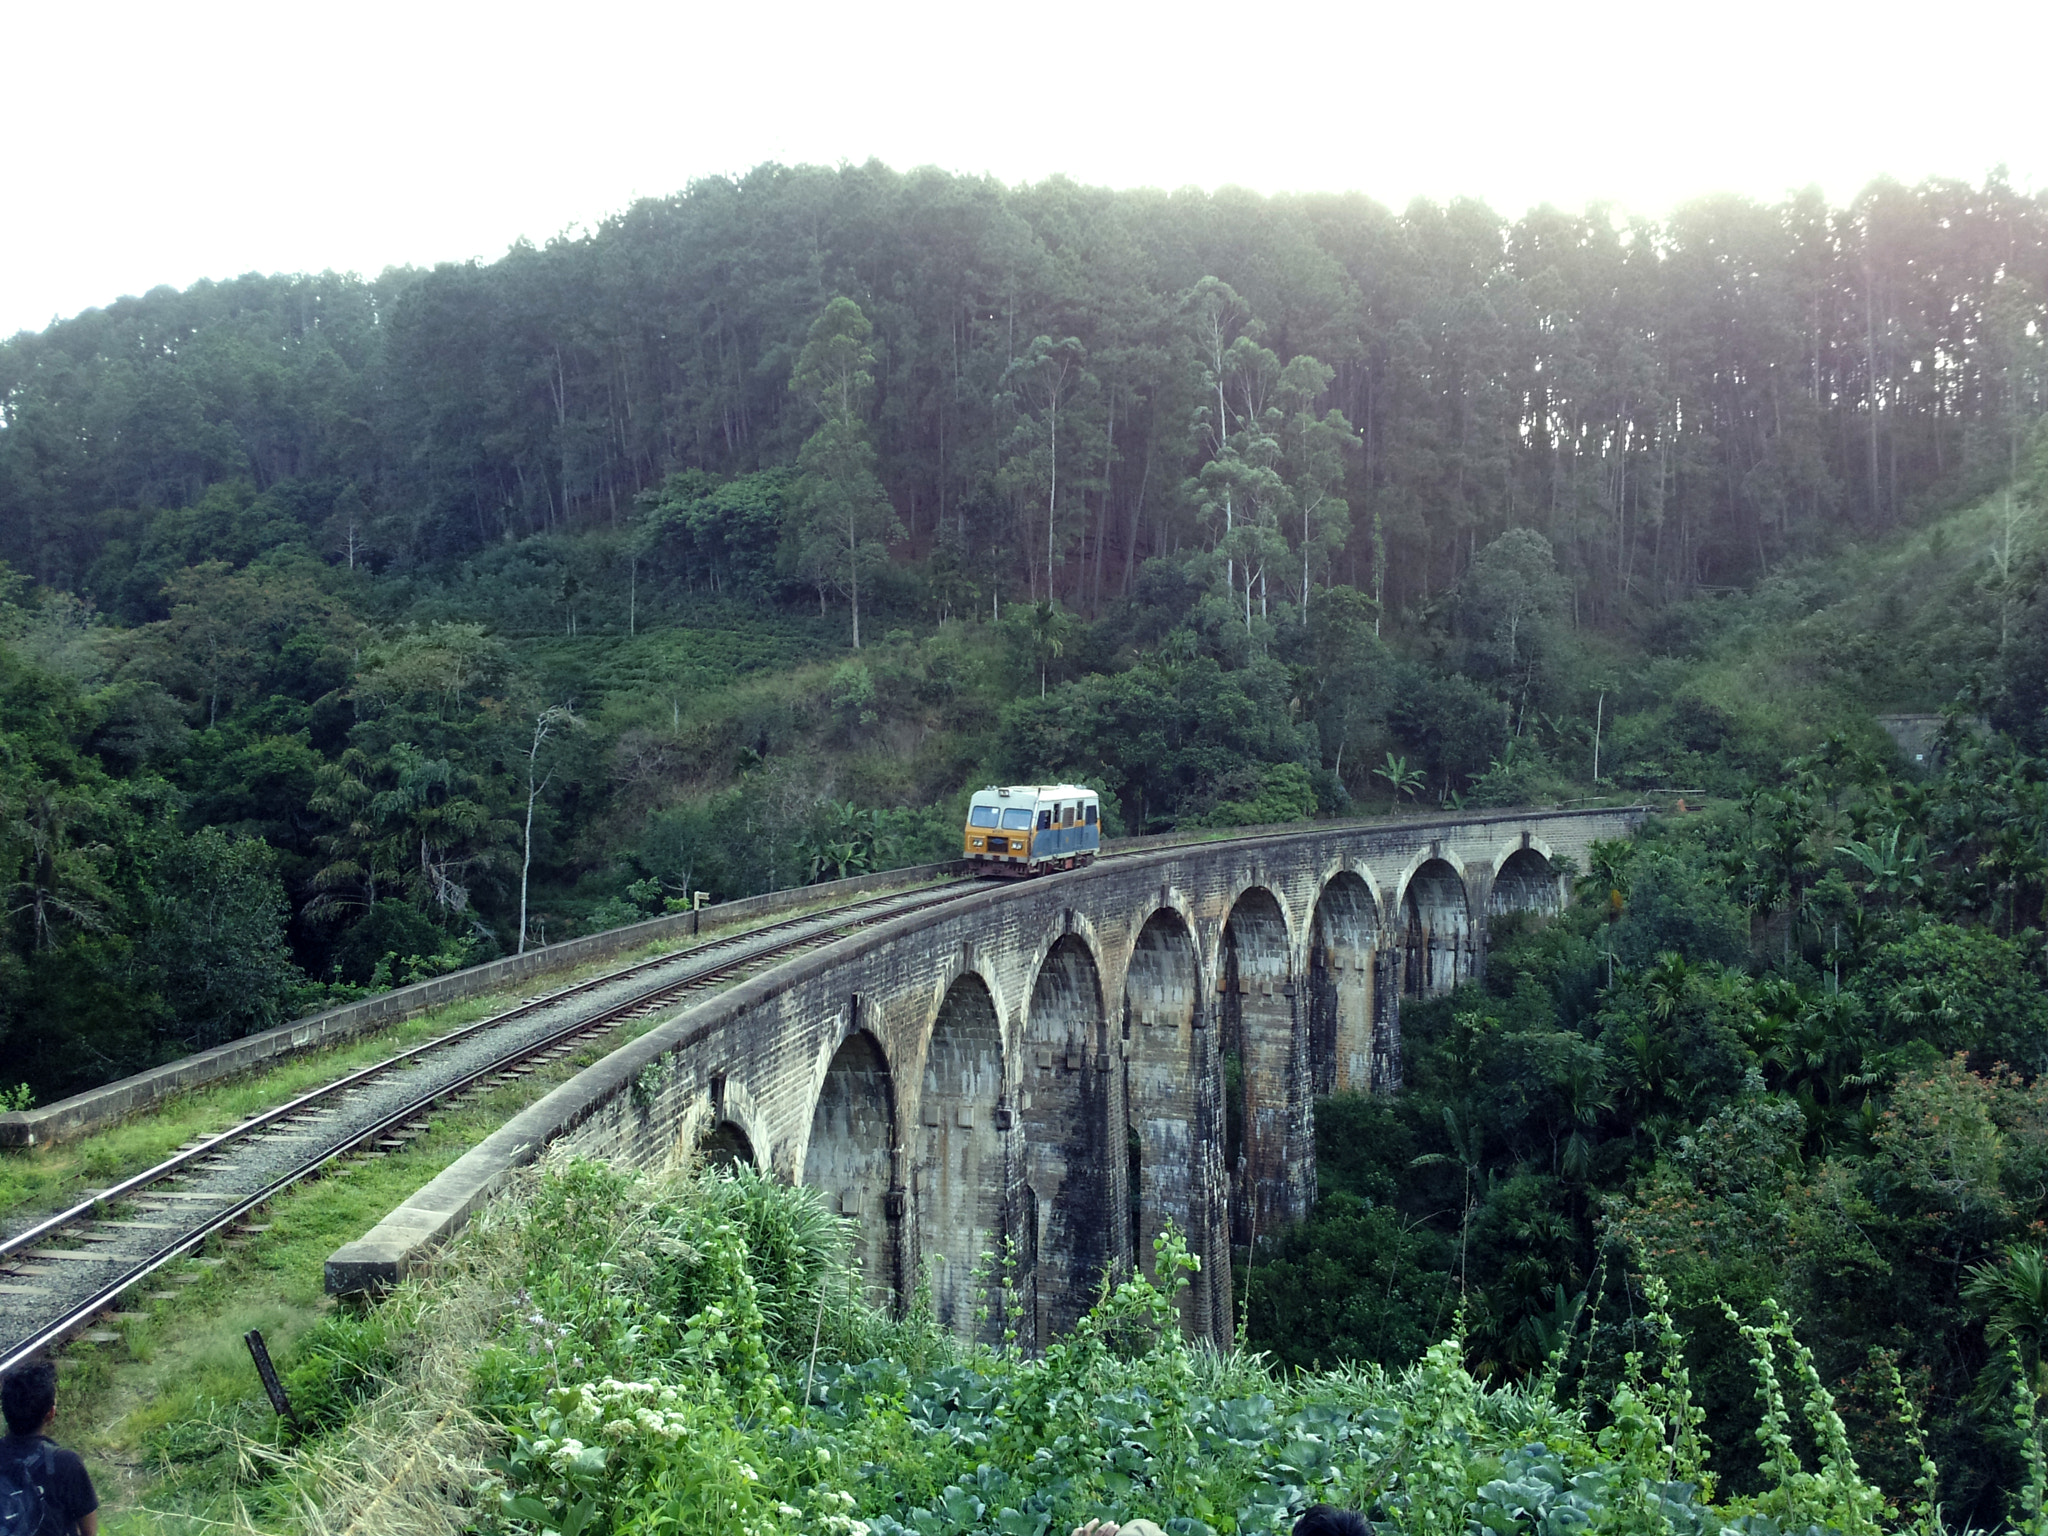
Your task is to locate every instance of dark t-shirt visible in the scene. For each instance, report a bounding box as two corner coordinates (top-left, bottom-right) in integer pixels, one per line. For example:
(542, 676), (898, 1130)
(0, 1434), (97, 1536)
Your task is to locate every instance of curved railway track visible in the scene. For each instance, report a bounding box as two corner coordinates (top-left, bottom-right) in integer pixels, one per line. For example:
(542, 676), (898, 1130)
(0, 878), (981, 1372)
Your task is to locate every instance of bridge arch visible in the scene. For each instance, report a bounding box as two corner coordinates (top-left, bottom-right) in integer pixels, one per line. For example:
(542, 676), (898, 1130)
(1487, 839), (1564, 921)
(1121, 904), (1220, 1335)
(1398, 855), (1474, 996)
(1308, 869), (1381, 1096)
(694, 1074), (767, 1171)
(1218, 886), (1308, 1244)
(1021, 929), (1113, 1344)
(1392, 843), (1470, 901)
(699, 1120), (758, 1169)
(1012, 906), (1109, 1057)
(802, 1028), (898, 1306)
(914, 971), (1006, 1340)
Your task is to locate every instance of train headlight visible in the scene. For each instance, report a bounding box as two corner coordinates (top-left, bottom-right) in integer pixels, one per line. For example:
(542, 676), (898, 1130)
(971, 837), (984, 848)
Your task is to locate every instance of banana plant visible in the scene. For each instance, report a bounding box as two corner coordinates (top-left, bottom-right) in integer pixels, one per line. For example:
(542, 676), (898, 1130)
(1374, 751), (1424, 801)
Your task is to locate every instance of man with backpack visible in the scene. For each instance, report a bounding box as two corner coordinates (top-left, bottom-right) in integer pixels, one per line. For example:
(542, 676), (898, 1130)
(1, 1359), (98, 1536)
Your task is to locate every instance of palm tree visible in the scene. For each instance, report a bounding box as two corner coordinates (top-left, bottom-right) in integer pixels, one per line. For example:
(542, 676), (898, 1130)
(309, 743), (510, 926)
(1026, 600), (1074, 698)
(1966, 1246), (2048, 1383)
(1412, 1105), (1486, 1293)
(1641, 951), (1692, 1025)
(1554, 1053), (1615, 1183)
(1576, 838), (1635, 914)
(2, 785), (115, 950)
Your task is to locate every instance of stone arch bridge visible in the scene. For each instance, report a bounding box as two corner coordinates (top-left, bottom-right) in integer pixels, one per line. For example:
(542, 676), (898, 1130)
(332, 806), (1644, 1347)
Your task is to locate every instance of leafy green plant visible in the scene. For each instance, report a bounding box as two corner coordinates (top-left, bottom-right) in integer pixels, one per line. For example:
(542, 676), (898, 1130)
(1373, 752), (1424, 801)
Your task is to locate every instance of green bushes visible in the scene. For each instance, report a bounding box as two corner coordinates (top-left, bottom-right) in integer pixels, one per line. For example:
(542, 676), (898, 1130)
(284, 1307), (408, 1433)
(1247, 727), (2048, 1515)
(426, 1157), (2043, 1536)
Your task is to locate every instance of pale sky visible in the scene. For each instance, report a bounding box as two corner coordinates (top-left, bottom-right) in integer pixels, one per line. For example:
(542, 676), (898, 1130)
(5, 0), (2043, 340)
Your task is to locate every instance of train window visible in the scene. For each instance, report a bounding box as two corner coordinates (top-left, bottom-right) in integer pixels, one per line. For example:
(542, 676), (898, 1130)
(1062, 805), (1074, 826)
(1001, 808), (1033, 830)
(1036, 809), (1052, 831)
(1084, 805), (1097, 825)
(969, 806), (999, 828)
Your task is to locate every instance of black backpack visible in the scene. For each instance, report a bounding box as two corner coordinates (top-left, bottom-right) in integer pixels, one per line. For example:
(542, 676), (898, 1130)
(0, 1441), (54, 1536)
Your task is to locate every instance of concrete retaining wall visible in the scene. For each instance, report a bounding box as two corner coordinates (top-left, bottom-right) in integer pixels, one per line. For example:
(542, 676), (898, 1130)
(0, 860), (965, 1148)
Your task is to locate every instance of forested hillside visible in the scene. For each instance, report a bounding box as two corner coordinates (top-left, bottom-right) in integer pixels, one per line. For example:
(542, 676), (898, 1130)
(5, 165), (2046, 608)
(9, 160), (2048, 1533)
(3, 161), (2047, 1104)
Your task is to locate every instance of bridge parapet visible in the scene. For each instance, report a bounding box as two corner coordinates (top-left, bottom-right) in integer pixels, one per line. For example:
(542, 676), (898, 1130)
(328, 805), (1647, 1347)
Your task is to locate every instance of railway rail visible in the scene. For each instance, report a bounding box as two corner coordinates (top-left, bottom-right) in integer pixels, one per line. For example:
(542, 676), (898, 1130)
(0, 878), (982, 1373)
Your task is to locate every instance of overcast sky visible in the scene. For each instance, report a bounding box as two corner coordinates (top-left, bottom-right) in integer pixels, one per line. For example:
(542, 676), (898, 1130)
(5, 0), (2043, 340)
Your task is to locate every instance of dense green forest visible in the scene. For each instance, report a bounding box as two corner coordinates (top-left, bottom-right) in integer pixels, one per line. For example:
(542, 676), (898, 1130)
(7, 163), (2046, 605)
(1249, 726), (2048, 1519)
(6, 158), (2048, 1526)
(2, 160), (2046, 1100)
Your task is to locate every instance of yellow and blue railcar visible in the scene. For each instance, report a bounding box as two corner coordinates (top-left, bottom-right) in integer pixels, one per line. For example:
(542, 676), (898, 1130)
(962, 784), (1100, 876)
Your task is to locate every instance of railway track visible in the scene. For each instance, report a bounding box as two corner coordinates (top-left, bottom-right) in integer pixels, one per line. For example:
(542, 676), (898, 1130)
(0, 878), (981, 1372)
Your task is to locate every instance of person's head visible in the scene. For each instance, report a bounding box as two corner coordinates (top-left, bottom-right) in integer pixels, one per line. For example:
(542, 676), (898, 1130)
(2, 1357), (58, 1437)
(1294, 1507), (1371, 1536)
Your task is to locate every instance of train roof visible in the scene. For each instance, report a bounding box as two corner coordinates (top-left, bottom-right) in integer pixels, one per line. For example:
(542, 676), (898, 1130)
(970, 784), (1098, 801)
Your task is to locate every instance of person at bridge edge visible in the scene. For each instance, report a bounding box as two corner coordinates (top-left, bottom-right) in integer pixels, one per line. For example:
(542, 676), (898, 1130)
(1, 1357), (99, 1536)
(1073, 1506), (1367, 1536)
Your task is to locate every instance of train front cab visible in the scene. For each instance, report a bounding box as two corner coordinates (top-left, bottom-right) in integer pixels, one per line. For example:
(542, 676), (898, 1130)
(962, 785), (1099, 877)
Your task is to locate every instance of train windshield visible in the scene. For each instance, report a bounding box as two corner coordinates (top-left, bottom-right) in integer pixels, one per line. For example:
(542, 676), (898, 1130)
(969, 806), (999, 828)
(1000, 808), (1034, 830)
